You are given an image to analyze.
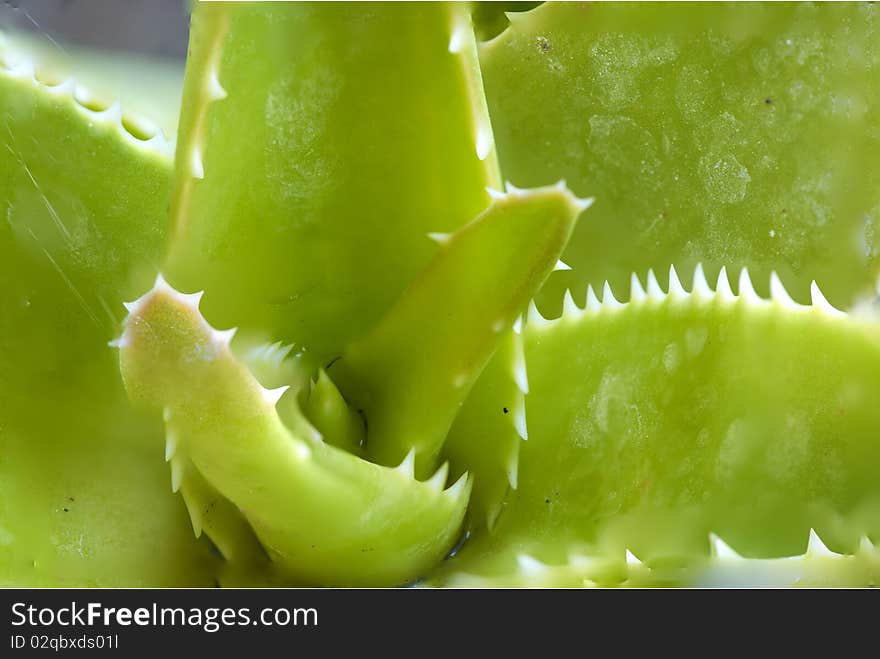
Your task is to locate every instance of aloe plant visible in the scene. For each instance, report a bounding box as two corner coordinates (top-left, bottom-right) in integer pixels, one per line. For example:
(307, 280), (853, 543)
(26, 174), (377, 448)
(1, 1), (878, 588)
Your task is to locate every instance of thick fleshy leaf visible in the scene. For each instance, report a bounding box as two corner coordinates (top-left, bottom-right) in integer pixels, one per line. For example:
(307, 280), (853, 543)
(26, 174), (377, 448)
(304, 369), (365, 457)
(430, 266), (880, 586)
(330, 184), (589, 476)
(0, 60), (214, 585)
(166, 1), (500, 361)
(481, 2), (880, 313)
(0, 29), (184, 139)
(118, 279), (471, 587)
(442, 329), (528, 530)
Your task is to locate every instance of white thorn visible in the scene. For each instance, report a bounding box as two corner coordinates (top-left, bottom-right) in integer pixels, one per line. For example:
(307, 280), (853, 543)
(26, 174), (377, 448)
(692, 263), (713, 299)
(527, 299), (551, 328)
(476, 121), (493, 161)
(153, 272), (171, 291)
(562, 288), (582, 318)
(602, 281), (622, 309)
(170, 458), (184, 494)
(165, 434), (177, 462)
(810, 281), (844, 316)
(859, 535), (875, 554)
(395, 447), (416, 479)
(46, 77), (75, 96)
(107, 336), (125, 349)
(504, 181), (525, 195)
(427, 232), (452, 245)
(769, 272), (798, 308)
(206, 68), (227, 100)
(512, 340), (529, 393)
(122, 300), (137, 313)
(506, 450), (519, 490)
(513, 401), (528, 440)
(191, 147), (204, 179)
(425, 462), (449, 492)
(573, 196), (595, 212)
(630, 273), (647, 303)
(182, 493), (202, 538)
(645, 269), (664, 298)
(96, 101), (123, 123)
(554, 259), (571, 272)
(486, 186), (505, 200)
(807, 528), (839, 557)
(512, 316), (523, 335)
(716, 266), (735, 301)
(73, 84), (95, 107)
(181, 290), (204, 309)
(625, 549), (642, 566)
(213, 327), (237, 346)
(143, 132), (173, 157)
(738, 267), (761, 303)
(262, 385), (289, 407)
(667, 265), (687, 298)
(517, 554), (548, 577)
(585, 285), (601, 312)
(710, 533), (742, 560)
(448, 22), (466, 53)
(444, 472), (470, 499)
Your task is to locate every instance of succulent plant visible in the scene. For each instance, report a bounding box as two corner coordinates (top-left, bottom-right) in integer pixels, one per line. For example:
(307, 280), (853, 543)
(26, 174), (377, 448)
(1, 1), (879, 588)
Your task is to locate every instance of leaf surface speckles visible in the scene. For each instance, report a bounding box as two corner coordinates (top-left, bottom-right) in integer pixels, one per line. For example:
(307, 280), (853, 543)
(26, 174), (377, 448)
(480, 3), (880, 313)
(433, 267), (880, 586)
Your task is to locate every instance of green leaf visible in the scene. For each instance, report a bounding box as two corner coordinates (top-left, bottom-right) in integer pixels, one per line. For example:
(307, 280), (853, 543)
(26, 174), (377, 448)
(431, 265), (880, 586)
(0, 61), (215, 585)
(480, 2), (880, 313)
(118, 279), (471, 587)
(0, 29), (185, 140)
(165, 1), (501, 361)
(330, 184), (589, 476)
(442, 329), (527, 530)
